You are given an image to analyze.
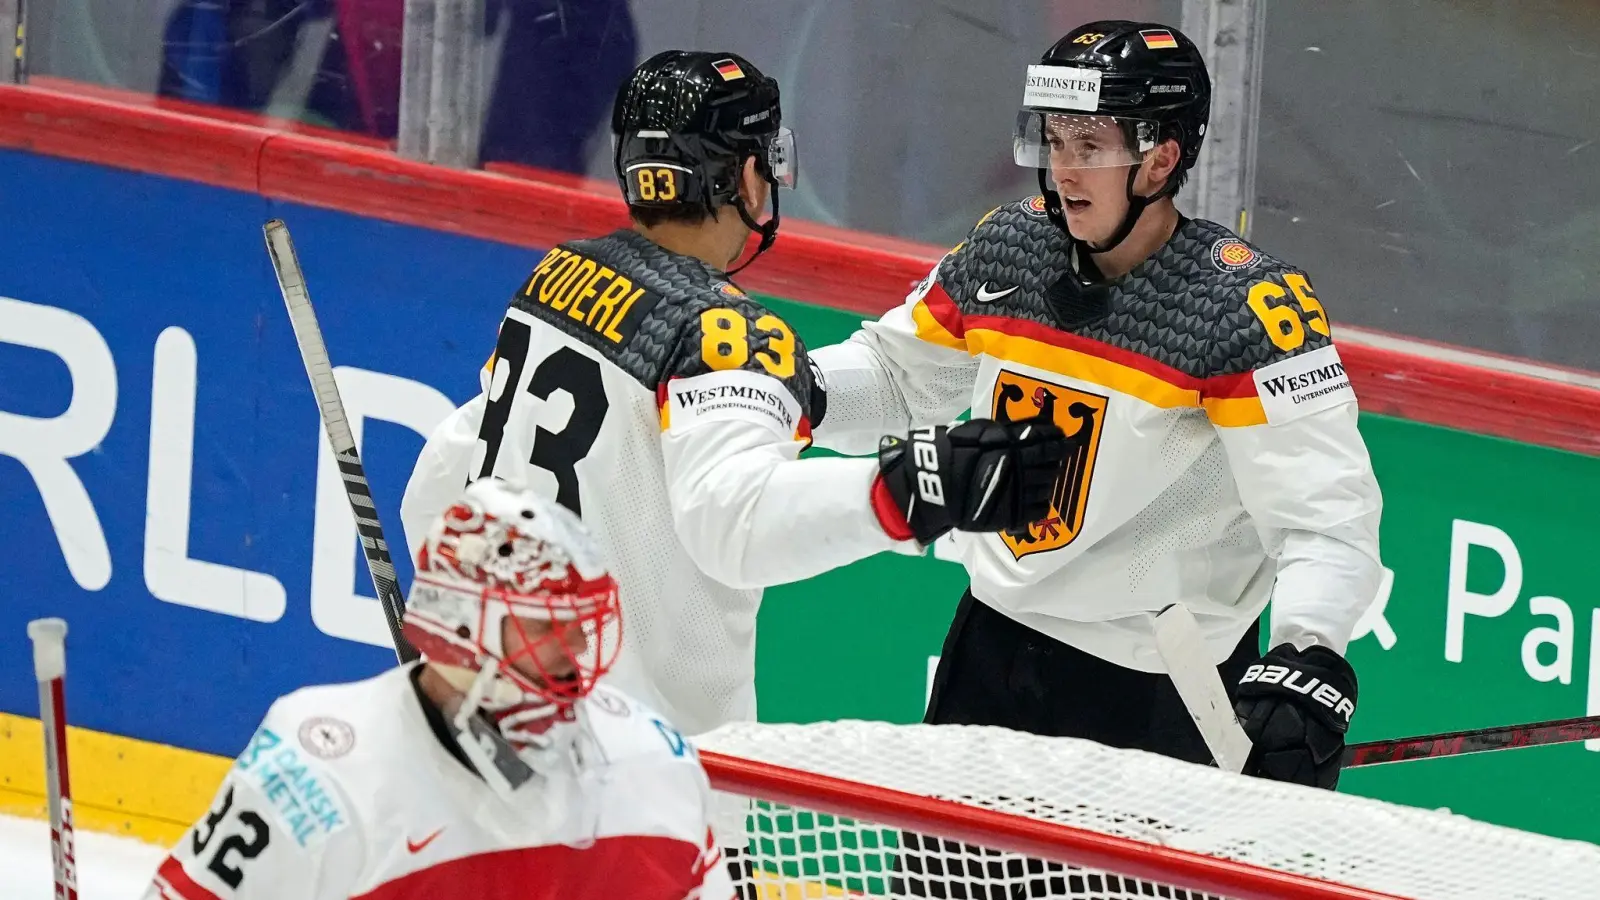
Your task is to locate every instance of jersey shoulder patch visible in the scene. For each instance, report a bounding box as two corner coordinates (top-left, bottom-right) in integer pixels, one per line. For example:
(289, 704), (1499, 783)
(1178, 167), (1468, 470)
(1178, 221), (1355, 424)
(229, 688), (364, 849)
(582, 686), (702, 768)
(658, 289), (820, 443)
(1190, 220), (1335, 376)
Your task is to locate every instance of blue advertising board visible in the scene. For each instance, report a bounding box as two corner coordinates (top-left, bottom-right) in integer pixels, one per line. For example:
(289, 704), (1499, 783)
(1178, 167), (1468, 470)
(0, 150), (516, 755)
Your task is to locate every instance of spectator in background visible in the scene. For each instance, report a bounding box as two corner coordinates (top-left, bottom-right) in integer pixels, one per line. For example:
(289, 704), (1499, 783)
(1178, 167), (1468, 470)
(157, 0), (635, 176)
(478, 0), (636, 174)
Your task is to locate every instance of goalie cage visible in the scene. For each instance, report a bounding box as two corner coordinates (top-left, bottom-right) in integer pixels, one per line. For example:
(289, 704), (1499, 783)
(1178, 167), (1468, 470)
(694, 721), (1600, 900)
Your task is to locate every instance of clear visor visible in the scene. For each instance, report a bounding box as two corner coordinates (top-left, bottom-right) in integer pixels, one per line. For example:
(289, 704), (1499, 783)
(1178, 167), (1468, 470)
(765, 126), (798, 189)
(1013, 112), (1158, 169)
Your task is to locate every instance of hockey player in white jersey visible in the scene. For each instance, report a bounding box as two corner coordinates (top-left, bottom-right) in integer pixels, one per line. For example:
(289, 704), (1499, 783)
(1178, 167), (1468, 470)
(145, 480), (732, 900)
(811, 20), (1383, 796)
(401, 49), (1069, 742)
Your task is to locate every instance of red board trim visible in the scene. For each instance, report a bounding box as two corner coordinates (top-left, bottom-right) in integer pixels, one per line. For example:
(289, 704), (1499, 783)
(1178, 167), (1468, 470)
(2, 82), (1597, 455)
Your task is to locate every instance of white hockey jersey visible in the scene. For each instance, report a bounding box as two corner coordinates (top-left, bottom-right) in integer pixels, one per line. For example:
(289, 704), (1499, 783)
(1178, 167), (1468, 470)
(402, 231), (908, 735)
(143, 665), (732, 900)
(811, 200), (1384, 670)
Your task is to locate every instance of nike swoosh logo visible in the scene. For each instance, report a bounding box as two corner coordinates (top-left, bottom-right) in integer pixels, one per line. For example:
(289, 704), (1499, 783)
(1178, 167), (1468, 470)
(973, 455), (1006, 520)
(407, 828), (445, 854)
(974, 283), (1018, 303)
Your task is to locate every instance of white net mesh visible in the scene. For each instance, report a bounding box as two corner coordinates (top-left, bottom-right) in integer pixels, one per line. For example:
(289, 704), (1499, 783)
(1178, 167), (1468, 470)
(695, 721), (1600, 900)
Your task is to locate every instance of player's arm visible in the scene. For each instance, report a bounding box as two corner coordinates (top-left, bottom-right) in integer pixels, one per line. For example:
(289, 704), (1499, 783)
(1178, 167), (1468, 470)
(1203, 268), (1382, 789)
(142, 714), (364, 900)
(661, 303), (1066, 589)
(401, 339), (504, 557)
(808, 249), (982, 456)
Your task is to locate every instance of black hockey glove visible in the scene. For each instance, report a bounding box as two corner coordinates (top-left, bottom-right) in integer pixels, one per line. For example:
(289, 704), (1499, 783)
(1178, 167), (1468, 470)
(872, 417), (1068, 545)
(1233, 643), (1358, 790)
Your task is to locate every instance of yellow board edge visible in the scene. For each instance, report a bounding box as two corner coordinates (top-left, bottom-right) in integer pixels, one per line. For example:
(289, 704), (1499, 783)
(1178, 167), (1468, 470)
(0, 712), (232, 847)
(1, 713), (857, 897)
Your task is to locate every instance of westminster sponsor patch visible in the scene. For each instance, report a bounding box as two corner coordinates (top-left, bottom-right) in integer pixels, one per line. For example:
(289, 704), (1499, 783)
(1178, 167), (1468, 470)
(1252, 344), (1355, 425)
(665, 369), (805, 441)
(1023, 65), (1102, 112)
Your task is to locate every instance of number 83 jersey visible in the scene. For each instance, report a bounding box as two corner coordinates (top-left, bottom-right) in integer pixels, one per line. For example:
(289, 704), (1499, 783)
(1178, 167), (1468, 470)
(403, 229), (903, 735)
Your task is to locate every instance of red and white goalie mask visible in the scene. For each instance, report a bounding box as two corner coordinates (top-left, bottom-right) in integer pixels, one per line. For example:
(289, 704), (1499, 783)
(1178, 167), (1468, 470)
(402, 479), (621, 752)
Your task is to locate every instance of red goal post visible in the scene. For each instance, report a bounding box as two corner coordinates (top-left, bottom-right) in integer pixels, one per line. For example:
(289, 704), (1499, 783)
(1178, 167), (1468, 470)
(695, 721), (1600, 900)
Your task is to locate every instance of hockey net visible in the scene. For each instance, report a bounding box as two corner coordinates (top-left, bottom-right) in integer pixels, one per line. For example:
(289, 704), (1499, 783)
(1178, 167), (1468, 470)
(694, 721), (1600, 900)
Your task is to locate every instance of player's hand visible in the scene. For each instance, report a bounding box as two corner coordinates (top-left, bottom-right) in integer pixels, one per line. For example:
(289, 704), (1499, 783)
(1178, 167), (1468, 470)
(1232, 643), (1358, 790)
(871, 417), (1068, 545)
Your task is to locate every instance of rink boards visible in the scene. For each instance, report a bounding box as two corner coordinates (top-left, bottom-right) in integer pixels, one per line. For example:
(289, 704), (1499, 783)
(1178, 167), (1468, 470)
(3, 148), (1600, 848)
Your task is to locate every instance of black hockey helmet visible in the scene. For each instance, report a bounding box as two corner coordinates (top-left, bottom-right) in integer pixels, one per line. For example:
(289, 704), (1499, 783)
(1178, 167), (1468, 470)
(611, 50), (796, 273)
(1015, 21), (1211, 253)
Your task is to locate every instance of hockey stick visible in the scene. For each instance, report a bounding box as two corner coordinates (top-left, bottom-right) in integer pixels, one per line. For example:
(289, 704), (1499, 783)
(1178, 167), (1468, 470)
(1343, 713), (1600, 768)
(28, 617), (77, 900)
(264, 219), (419, 664)
(1151, 604), (1253, 773)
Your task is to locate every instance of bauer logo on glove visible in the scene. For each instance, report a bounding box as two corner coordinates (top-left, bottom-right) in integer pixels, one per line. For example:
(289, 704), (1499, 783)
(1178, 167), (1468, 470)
(1238, 661), (1355, 724)
(1234, 643), (1359, 790)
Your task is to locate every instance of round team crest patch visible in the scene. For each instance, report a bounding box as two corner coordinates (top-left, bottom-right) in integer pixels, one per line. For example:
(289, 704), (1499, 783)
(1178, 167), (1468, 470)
(592, 691), (631, 717)
(1210, 239), (1260, 272)
(1023, 195), (1049, 217)
(298, 716), (356, 760)
(716, 282), (745, 298)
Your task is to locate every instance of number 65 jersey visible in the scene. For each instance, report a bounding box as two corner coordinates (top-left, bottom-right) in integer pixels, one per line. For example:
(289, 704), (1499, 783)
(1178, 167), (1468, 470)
(402, 230), (907, 736)
(811, 200), (1384, 670)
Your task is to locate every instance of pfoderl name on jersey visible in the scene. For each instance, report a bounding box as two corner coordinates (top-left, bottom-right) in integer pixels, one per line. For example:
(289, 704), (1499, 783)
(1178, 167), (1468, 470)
(665, 369), (803, 441)
(1251, 344), (1355, 426)
(236, 724), (350, 847)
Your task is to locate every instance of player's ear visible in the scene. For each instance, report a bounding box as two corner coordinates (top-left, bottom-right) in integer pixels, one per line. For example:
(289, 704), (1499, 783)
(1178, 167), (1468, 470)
(739, 156), (769, 217)
(1142, 138), (1182, 194)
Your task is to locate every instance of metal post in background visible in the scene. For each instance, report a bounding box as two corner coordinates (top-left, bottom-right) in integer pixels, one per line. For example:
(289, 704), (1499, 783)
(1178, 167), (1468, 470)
(1180, 0), (1265, 238)
(1, 0), (25, 85)
(398, 0), (485, 168)
(428, 0), (484, 169)
(398, 0), (437, 161)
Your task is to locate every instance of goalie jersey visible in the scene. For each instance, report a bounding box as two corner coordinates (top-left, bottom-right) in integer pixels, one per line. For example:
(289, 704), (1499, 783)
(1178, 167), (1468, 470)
(811, 198), (1384, 670)
(402, 231), (905, 735)
(143, 666), (730, 900)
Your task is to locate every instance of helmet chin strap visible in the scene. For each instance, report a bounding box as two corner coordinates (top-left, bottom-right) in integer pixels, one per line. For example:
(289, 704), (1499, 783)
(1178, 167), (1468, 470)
(727, 180), (780, 276)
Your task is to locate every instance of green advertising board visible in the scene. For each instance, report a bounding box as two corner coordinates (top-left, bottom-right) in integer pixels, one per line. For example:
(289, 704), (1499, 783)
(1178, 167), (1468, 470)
(758, 296), (1600, 845)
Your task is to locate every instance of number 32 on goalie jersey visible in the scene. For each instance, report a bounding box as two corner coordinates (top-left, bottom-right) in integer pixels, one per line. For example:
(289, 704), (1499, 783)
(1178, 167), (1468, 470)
(147, 781), (295, 900)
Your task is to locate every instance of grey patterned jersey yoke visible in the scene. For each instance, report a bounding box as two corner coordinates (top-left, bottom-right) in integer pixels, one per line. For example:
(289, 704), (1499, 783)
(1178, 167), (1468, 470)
(506, 229), (820, 419)
(939, 200), (1331, 377)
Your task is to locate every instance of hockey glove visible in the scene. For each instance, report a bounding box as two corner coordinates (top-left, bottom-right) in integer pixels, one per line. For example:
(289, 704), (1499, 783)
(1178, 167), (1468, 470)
(871, 418), (1068, 545)
(1233, 643), (1358, 790)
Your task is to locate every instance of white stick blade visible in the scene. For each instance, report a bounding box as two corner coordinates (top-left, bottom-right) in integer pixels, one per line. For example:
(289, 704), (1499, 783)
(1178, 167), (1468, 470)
(27, 617), (68, 682)
(1152, 605), (1253, 774)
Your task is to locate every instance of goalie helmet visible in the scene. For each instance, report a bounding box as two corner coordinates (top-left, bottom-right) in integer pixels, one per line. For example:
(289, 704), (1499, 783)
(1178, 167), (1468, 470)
(611, 49), (797, 273)
(402, 479), (621, 785)
(1015, 21), (1211, 252)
